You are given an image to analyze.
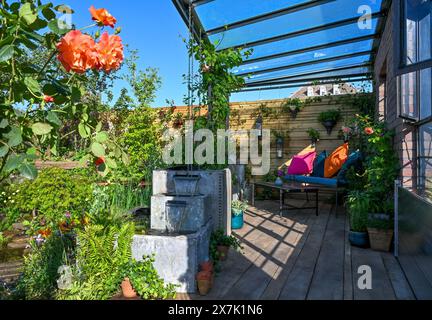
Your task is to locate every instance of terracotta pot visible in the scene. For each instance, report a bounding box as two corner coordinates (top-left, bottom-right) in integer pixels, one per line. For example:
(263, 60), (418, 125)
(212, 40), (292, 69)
(368, 228), (394, 252)
(217, 245), (229, 261)
(200, 261), (214, 273)
(197, 279), (211, 295)
(121, 277), (138, 298)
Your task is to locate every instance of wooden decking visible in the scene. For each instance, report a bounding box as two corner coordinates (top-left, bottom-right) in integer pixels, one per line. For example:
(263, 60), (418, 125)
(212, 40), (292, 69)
(179, 200), (432, 300)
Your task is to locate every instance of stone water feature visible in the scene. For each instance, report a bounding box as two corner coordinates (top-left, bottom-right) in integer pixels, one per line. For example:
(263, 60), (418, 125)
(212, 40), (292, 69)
(132, 170), (215, 293)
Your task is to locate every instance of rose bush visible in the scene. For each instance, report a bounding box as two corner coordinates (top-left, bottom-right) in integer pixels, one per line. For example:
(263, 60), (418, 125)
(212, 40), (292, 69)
(0, 1), (127, 182)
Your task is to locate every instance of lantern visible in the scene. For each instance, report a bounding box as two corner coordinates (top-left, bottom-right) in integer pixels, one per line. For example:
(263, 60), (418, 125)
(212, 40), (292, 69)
(276, 136), (284, 159)
(255, 115), (263, 137)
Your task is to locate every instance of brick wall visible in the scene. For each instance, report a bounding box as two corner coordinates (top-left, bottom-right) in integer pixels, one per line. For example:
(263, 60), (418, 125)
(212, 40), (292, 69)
(374, 1), (417, 189)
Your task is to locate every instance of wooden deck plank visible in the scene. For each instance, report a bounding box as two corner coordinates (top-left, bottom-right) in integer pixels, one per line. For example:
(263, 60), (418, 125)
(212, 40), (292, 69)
(381, 253), (415, 300)
(351, 247), (396, 300)
(260, 209), (317, 300)
(398, 255), (432, 300)
(278, 204), (331, 300)
(307, 209), (346, 300)
(223, 208), (308, 300)
(343, 212), (353, 300)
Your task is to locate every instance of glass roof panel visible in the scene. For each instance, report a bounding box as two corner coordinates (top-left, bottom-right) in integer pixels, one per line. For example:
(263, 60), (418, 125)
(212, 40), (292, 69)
(208, 0), (382, 49)
(243, 18), (378, 61)
(195, 0), (314, 31)
(259, 67), (372, 84)
(234, 39), (373, 75)
(245, 54), (371, 84)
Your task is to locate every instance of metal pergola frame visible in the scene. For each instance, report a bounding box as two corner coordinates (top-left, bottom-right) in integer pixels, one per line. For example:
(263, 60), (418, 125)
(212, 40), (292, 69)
(172, 0), (389, 91)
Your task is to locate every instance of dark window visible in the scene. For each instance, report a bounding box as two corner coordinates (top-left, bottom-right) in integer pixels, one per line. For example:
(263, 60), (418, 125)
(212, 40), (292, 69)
(419, 122), (432, 201)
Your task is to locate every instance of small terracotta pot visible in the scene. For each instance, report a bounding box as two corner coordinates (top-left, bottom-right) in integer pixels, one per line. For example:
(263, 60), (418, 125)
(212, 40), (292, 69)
(121, 277), (138, 298)
(197, 279), (212, 295)
(200, 261), (214, 273)
(217, 245), (229, 261)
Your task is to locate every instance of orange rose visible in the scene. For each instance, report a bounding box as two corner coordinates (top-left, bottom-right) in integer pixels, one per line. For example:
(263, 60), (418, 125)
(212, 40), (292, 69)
(364, 127), (374, 135)
(95, 32), (124, 73)
(56, 30), (98, 74)
(89, 5), (117, 28)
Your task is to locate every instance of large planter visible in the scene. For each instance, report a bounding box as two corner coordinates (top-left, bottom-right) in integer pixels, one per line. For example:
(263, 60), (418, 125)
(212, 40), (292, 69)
(368, 228), (394, 252)
(231, 210), (244, 230)
(349, 231), (369, 248)
(121, 278), (138, 298)
(322, 120), (336, 135)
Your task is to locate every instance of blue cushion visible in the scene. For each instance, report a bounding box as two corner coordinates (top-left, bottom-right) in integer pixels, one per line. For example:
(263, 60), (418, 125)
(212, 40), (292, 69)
(337, 150), (362, 185)
(311, 151), (328, 178)
(285, 175), (338, 187)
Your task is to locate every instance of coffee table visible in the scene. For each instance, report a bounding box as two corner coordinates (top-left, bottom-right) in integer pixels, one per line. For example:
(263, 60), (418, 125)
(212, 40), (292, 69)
(251, 181), (319, 217)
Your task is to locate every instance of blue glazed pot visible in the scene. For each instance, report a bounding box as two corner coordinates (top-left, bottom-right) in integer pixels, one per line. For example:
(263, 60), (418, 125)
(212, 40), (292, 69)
(274, 177), (283, 186)
(232, 210), (244, 230)
(349, 231), (370, 248)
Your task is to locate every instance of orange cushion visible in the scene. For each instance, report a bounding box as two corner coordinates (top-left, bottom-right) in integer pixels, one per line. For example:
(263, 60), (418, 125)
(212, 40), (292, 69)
(324, 143), (349, 178)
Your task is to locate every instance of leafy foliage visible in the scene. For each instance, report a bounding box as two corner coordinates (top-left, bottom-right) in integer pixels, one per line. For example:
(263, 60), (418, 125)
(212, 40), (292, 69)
(9, 168), (95, 225)
(57, 223), (134, 300)
(210, 229), (242, 263)
(120, 256), (177, 300)
(16, 234), (74, 300)
(318, 109), (342, 123)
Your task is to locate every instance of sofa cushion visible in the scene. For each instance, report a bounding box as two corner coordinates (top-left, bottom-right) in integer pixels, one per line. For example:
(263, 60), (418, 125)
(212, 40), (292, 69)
(311, 151), (328, 178)
(287, 175), (339, 187)
(324, 143), (349, 178)
(287, 151), (316, 175)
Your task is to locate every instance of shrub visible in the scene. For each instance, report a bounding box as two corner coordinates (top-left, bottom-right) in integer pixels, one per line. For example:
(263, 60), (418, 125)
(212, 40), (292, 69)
(16, 234), (74, 300)
(347, 191), (369, 232)
(9, 168), (95, 225)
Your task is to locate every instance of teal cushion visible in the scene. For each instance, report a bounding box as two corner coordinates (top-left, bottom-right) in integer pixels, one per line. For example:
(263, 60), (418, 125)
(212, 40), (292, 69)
(311, 151), (328, 178)
(286, 175), (338, 187)
(337, 150), (362, 185)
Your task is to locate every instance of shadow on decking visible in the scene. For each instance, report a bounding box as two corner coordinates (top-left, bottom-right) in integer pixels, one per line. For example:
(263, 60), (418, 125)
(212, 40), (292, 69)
(177, 200), (432, 300)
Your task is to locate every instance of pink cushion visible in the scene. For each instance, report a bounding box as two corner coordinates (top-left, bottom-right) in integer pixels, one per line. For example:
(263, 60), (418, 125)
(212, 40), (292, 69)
(287, 151), (317, 175)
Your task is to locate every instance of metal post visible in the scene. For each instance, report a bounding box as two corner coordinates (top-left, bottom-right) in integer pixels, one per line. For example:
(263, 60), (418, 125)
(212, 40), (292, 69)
(394, 180), (400, 257)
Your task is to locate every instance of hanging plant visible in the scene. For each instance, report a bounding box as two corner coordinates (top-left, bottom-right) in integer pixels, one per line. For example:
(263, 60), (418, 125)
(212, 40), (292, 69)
(318, 109), (342, 135)
(307, 128), (320, 145)
(281, 98), (304, 119)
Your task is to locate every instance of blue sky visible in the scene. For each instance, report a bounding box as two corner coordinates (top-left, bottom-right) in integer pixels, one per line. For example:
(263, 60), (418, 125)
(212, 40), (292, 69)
(51, 0), (298, 107)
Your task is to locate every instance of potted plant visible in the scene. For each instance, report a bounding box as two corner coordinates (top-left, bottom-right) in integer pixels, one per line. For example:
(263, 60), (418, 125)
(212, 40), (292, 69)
(275, 170), (284, 186)
(210, 229), (242, 261)
(307, 128), (320, 145)
(367, 199), (394, 252)
(347, 191), (370, 248)
(282, 98), (304, 119)
(231, 200), (248, 230)
(196, 271), (212, 295)
(318, 109), (342, 134)
(199, 260), (215, 287)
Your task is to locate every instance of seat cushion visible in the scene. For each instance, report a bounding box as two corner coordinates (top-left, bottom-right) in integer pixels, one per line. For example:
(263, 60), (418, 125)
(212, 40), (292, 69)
(311, 151), (328, 178)
(287, 175), (339, 187)
(324, 143), (349, 178)
(287, 151), (317, 175)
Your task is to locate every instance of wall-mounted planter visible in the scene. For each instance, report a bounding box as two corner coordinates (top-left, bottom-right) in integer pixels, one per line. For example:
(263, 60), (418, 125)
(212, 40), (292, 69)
(288, 108), (299, 119)
(323, 120), (337, 135)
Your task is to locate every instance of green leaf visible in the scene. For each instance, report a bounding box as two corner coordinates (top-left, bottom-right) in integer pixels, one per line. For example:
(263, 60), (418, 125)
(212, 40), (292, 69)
(47, 111), (62, 126)
(42, 7), (56, 20)
(19, 163), (38, 180)
(95, 122), (102, 133)
(32, 122), (53, 135)
(95, 131), (109, 143)
(121, 152), (130, 166)
(24, 77), (42, 94)
(105, 158), (117, 169)
(0, 119), (8, 129)
(3, 154), (23, 173)
(91, 142), (105, 157)
(0, 145), (9, 157)
(19, 3), (37, 25)
(78, 123), (91, 138)
(0, 45), (14, 62)
(48, 19), (70, 35)
(4, 126), (22, 147)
